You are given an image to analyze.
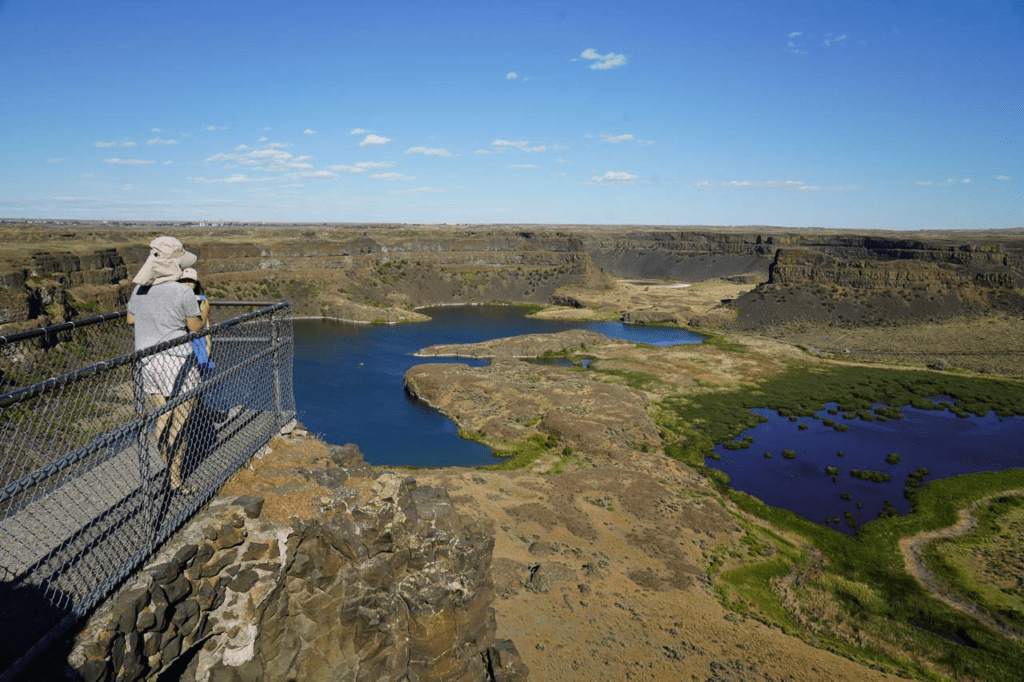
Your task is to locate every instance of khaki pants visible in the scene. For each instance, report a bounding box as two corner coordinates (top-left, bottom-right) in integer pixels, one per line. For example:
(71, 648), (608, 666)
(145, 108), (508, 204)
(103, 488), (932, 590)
(146, 393), (195, 488)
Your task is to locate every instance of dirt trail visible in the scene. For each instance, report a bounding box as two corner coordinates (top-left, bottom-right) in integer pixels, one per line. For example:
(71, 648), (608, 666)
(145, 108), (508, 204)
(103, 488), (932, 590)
(899, 493), (1024, 641)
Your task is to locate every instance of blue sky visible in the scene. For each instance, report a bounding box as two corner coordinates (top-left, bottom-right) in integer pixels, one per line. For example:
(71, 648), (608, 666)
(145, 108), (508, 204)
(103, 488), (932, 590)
(0, 0), (1020, 229)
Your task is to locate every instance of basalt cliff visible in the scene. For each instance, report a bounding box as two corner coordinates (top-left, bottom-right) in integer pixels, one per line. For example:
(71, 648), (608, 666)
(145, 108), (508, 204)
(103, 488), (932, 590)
(3, 223), (1023, 331)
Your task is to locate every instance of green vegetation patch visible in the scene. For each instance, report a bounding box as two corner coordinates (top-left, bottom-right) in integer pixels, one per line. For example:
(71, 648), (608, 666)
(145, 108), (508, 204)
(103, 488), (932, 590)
(921, 494), (1024, 633)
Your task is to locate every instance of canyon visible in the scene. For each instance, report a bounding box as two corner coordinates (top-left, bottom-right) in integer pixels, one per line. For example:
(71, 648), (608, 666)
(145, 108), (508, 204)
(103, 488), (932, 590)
(3, 221), (1024, 681)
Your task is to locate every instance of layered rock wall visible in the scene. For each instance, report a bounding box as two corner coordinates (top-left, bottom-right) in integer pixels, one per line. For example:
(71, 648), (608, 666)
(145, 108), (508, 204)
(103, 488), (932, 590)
(2, 224), (1023, 329)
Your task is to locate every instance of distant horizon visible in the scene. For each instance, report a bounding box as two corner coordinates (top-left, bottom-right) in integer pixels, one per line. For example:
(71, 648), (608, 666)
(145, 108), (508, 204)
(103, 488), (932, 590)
(1, 0), (1020, 230)
(4, 216), (1023, 234)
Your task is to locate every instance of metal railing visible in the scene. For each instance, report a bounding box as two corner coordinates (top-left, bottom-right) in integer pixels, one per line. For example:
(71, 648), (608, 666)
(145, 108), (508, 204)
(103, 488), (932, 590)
(0, 302), (296, 680)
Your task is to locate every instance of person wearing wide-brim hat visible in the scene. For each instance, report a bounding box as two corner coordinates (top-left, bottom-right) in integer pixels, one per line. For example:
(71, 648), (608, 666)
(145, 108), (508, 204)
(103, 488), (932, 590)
(127, 236), (210, 491)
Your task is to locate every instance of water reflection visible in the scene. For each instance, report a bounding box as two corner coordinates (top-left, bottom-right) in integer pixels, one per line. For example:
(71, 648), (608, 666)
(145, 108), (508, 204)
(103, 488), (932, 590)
(293, 305), (701, 467)
(705, 402), (1024, 535)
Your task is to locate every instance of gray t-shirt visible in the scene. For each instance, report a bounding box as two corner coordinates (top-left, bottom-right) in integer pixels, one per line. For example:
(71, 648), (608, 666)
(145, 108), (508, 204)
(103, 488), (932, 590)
(127, 282), (201, 354)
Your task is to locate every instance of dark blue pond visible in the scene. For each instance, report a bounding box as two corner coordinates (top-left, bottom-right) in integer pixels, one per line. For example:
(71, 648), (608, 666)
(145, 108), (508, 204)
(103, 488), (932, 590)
(706, 403), (1024, 535)
(292, 305), (702, 467)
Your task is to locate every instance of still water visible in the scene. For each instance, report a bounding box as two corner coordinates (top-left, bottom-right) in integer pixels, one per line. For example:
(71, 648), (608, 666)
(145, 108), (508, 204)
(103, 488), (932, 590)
(706, 403), (1024, 535)
(292, 305), (702, 467)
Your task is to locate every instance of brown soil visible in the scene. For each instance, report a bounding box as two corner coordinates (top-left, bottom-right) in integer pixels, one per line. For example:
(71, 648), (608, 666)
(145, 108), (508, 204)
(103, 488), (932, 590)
(412, 464), (897, 681)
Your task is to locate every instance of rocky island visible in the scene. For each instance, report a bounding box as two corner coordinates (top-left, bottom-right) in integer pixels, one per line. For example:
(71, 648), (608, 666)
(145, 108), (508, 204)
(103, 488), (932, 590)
(2, 221), (1024, 681)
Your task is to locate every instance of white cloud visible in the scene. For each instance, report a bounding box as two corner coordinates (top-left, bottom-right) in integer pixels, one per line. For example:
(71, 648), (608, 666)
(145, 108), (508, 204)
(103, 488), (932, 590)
(509, 164), (538, 169)
(235, 145), (250, 151)
(998, 175), (1011, 180)
(474, 149), (496, 154)
(47, 157), (63, 163)
(371, 172), (414, 181)
(328, 161), (394, 173)
(164, 160), (173, 165)
(492, 140), (546, 152)
(150, 127), (163, 133)
(360, 134), (391, 146)
(291, 170), (336, 179)
(599, 133), (635, 144)
(695, 179), (867, 191)
(104, 158), (155, 165)
(506, 71), (518, 80)
(94, 141), (116, 148)
(822, 33), (848, 48)
(267, 142), (292, 149)
(258, 136), (268, 142)
(556, 158), (568, 164)
(787, 31), (802, 38)
(203, 125), (227, 132)
(406, 146), (457, 157)
(963, 178), (971, 184)
(580, 48), (627, 70)
(206, 152), (238, 163)
(914, 181), (936, 186)
(147, 137), (178, 146)
(590, 171), (637, 184)
(349, 128), (369, 135)
(389, 187), (445, 194)
(188, 174), (274, 184)
(304, 128), (317, 135)
(121, 141), (137, 147)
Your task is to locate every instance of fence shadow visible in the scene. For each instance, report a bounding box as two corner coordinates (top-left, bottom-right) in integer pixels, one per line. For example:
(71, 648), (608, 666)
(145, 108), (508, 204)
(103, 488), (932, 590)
(0, 580), (83, 681)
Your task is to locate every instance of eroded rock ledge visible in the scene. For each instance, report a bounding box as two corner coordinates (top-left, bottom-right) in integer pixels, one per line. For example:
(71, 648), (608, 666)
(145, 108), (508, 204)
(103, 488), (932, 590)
(65, 437), (528, 682)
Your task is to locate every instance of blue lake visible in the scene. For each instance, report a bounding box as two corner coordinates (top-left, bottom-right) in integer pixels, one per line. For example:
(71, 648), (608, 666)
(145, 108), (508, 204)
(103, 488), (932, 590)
(292, 305), (703, 467)
(706, 403), (1024, 535)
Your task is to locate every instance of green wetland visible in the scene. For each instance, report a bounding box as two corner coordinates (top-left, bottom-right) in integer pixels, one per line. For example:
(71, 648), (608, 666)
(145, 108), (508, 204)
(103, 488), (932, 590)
(661, 364), (1024, 680)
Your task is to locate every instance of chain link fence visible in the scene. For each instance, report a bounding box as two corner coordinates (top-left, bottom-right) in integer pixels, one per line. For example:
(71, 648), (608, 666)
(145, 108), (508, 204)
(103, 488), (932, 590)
(0, 302), (295, 680)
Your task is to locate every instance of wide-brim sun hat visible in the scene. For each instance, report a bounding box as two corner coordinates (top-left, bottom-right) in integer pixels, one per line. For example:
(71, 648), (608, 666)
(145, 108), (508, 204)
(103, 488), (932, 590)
(133, 236), (198, 285)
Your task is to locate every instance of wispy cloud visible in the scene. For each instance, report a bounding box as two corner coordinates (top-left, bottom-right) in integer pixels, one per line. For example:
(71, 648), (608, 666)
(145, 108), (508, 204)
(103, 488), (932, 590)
(104, 158), (155, 165)
(580, 48), (627, 70)
(47, 157), (63, 163)
(205, 147), (313, 171)
(188, 174), (275, 184)
(787, 31), (802, 38)
(599, 133), (635, 144)
(406, 146), (457, 157)
(267, 142), (291, 149)
(349, 128), (368, 135)
(121, 141), (137, 147)
(291, 170), (335, 179)
(821, 33), (848, 48)
(506, 72), (518, 80)
(913, 178), (973, 186)
(150, 127), (163, 133)
(492, 140), (546, 152)
(509, 164), (538, 169)
(360, 134), (391, 146)
(998, 175), (1011, 180)
(147, 137), (178, 146)
(371, 172), (414, 181)
(590, 171), (637, 184)
(203, 125), (228, 132)
(304, 128), (317, 135)
(328, 161), (394, 174)
(94, 141), (116, 148)
(389, 187), (445, 194)
(695, 179), (869, 191)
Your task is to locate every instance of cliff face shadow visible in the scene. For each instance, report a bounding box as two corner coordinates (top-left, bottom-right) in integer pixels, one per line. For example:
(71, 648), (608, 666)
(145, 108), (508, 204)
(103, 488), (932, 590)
(0, 580), (83, 681)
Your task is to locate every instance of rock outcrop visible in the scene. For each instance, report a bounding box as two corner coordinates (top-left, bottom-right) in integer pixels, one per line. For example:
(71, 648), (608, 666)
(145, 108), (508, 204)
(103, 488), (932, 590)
(2, 222), (1024, 331)
(59, 439), (528, 682)
(731, 242), (1024, 329)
